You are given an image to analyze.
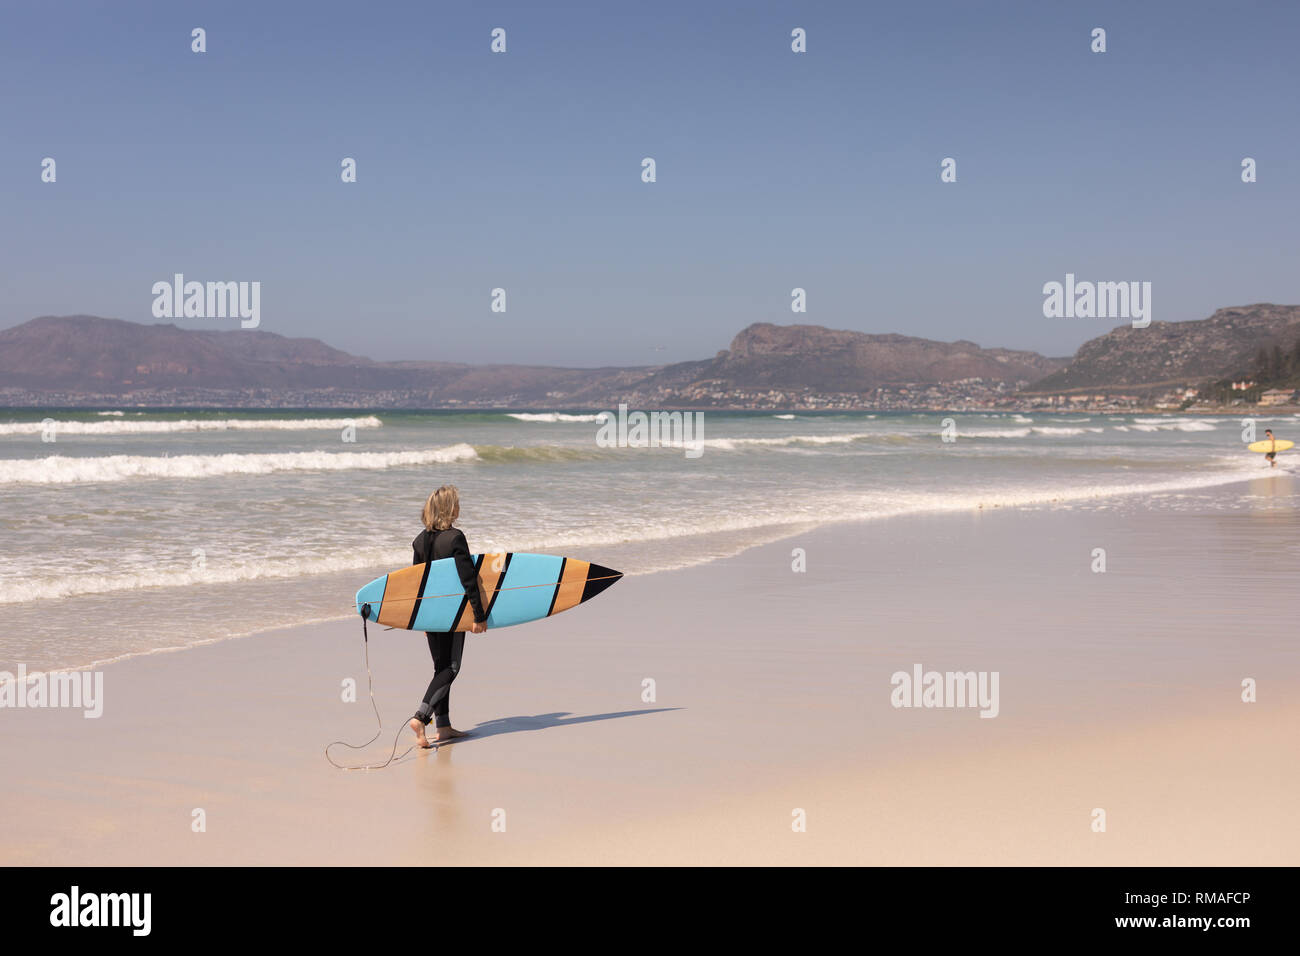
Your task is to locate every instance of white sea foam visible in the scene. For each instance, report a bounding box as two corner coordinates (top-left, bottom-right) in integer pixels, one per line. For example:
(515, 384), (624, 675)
(0, 548), (407, 604)
(507, 469), (1272, 553)
(505, 412), (610, 423)
(0, 443), (478, 486)
(1128, 419), (1218, 433)
(957, 428), (1033, 438)
(955, 425), (1106, 438)
(690, 432), (882, 450)
(95, 410), (125, 416)
(0, 416), (383, 436)
(773, 414), (796, 420)
(1, 459), (1264, 606)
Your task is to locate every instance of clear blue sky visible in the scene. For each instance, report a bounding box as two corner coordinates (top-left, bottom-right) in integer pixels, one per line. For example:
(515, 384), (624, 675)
(2, 0), (1297, 366)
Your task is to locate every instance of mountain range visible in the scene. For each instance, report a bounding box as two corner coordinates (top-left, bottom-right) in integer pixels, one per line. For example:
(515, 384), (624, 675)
(1, 306), (1297, 406)
(0, 315), (1066, 405)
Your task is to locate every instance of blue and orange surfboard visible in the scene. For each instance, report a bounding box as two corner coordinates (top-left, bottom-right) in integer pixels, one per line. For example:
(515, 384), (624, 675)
(354, 553), (622, 631)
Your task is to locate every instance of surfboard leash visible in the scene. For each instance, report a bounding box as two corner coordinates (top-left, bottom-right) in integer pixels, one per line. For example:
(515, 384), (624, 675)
(324, 604), (422, 771)
(328, 572), (625, 767)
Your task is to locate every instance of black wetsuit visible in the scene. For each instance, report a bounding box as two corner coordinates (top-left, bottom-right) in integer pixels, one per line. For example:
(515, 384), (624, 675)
(410, 527), (487, 727)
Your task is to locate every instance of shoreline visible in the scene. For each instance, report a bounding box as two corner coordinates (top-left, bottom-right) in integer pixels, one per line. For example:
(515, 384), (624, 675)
(2, 461), (1282, 677)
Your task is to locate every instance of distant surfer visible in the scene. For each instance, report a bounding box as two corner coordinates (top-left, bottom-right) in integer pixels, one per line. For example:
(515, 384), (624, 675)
(1264, 429), (1279, 468)
(407, 484), (488, 748)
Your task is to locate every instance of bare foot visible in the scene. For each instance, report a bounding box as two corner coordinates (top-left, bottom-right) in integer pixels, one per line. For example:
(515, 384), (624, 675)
(433, 726), (469, 742)
(409, 718), (435, 749)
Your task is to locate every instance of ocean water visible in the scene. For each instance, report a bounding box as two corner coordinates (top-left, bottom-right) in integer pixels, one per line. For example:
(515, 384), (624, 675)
(2, 407), (1297, 672)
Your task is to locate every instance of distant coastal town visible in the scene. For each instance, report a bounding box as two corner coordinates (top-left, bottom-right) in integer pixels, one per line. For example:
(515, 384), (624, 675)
(3, 379), (1296, 414)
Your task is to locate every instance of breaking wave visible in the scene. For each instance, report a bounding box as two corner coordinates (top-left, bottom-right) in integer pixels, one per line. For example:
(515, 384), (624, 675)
(0, 443), (477, 485)
(505, 412), (610, 423)
(1129, 420), (1218, 433)
(0, 416), (383, 436)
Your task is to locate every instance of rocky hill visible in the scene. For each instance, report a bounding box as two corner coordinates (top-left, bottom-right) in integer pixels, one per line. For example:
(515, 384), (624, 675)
(0, 315), (637, 399)
(670, 323), (1066, 391)
(0, 316), (390, 390)
(1029, 304), (1300, 392)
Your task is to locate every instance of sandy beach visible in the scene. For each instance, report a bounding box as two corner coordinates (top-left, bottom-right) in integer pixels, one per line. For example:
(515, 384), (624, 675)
(4, 476), (1297, 866)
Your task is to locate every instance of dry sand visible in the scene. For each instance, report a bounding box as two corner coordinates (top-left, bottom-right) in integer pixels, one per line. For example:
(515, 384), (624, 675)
(2, 481), (1297, 865)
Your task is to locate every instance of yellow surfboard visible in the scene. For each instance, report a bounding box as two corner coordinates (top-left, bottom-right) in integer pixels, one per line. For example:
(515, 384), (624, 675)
(1248, 439), (1294, 453)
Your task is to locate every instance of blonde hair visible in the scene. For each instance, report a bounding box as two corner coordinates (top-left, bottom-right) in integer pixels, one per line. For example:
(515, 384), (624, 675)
(421, 484), (461, 531)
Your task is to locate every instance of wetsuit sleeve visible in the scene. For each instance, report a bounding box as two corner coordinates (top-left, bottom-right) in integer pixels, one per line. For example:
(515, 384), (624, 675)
(448, 530), (487, 623)
(412, 531), (426, 566)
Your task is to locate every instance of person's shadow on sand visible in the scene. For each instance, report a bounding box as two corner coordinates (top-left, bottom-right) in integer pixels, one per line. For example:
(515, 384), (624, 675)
(463, 708), (680, 741)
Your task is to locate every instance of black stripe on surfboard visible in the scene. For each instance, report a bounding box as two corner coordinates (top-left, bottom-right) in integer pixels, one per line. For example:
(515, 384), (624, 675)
(581, 564), (623, 604)
(449, 554), (485, 631)
(405, 560), (434, 631)
(375, 574), (390, 622)
(483, 552), (513, 619)
(544, 556), (567, 618)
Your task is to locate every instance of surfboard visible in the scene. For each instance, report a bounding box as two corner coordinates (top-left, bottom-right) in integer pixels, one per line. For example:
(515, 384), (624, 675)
(1248, 439), (1294, 453)
(354, 553), (622, 631)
